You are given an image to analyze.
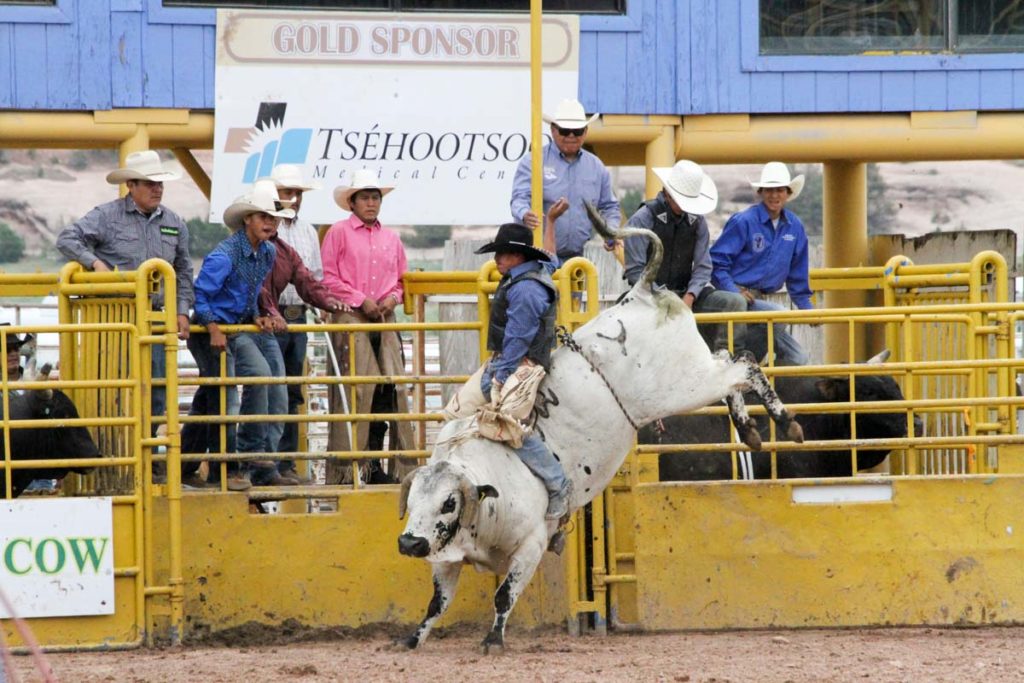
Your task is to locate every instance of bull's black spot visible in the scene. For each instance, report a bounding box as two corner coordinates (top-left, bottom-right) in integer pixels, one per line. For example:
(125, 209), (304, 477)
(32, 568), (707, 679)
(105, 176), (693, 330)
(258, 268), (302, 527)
(494, 572), (517, 614)
(425, 577), (445, 619)
(583, 465), (592, 475)
(552, 451), (561, 462)
(434, 518), (460, 551)
(440, 494), (456, 514)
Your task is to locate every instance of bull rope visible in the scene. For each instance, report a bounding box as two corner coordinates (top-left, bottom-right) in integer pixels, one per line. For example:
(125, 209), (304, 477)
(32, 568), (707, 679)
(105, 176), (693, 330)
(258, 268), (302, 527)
(555, 326), (639, 431)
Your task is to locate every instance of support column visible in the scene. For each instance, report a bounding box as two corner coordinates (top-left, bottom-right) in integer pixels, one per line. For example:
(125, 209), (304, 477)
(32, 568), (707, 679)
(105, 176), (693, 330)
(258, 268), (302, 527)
(171, 148), (212, 199)
(644, 125), (676, 199)
(117, 125), (150, 197)
(822, 160), (870, 363)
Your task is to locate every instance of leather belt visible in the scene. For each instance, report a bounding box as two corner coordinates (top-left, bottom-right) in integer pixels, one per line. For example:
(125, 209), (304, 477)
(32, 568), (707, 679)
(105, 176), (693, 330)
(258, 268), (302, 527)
(281, 304), (306, 319)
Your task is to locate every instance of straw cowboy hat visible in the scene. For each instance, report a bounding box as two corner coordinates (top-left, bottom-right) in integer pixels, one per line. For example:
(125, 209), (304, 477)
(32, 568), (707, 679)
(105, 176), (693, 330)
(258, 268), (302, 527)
(222, 181), (295, 232)
(106, 150), (182, 184)
(269, 163), (322, 192)
(475, 223), (551, 263)
(653, 160), (718, 216)
(333, 169), (395, 209)
(543, 99), (599, 129)
(750, 161), (804, 201)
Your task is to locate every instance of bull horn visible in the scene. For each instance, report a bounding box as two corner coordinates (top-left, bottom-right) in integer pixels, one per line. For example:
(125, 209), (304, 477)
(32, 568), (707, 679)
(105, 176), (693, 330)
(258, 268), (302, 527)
(37, 363), (53, 400)
(458, 475), (480, 529)
(865, 349), (891, 364)
(397, 467), (422, 519)
(584, 200), (663, 290)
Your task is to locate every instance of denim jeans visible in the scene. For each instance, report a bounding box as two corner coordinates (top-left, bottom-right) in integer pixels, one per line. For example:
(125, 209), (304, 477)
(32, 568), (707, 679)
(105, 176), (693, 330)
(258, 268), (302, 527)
(274, 310), (308, 469)
(693, 287), (749, 354)
(231, 332), (287, 485)
(183, 332), (239, 480)
(479, 362), (568, 498)
(745, 299), (809, 366)
(232, 331), (287, 454)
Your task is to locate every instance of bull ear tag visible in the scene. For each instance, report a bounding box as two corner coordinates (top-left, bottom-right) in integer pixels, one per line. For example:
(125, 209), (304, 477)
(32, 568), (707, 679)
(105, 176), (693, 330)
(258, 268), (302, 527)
(477, 485), (499, 501)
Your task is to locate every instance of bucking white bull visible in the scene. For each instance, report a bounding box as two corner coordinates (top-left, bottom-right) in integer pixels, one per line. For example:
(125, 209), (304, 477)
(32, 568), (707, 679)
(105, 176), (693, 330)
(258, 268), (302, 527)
(396, 202), (804, 653)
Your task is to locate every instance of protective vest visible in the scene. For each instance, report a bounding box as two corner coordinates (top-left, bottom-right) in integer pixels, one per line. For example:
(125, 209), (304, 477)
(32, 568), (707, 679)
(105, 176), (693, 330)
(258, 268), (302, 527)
(487, 264), (558, 370)
(643, 195), (698, 294)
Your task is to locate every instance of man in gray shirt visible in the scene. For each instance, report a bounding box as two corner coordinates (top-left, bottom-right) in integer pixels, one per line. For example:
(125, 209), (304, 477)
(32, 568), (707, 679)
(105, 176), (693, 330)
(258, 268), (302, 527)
(623, 160), (747, 355)
(57, 150), (195, 423)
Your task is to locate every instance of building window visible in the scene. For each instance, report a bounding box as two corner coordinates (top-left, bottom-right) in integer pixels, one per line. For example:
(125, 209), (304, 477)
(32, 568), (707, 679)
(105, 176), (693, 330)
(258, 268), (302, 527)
(0, 0), (56, 5)
(163, 0), (624, 13)
(760, 0), (1024, 55)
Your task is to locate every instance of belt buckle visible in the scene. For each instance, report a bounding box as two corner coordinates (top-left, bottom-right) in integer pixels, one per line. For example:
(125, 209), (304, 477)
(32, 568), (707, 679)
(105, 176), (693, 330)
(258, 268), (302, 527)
(282, 305), (305, 319)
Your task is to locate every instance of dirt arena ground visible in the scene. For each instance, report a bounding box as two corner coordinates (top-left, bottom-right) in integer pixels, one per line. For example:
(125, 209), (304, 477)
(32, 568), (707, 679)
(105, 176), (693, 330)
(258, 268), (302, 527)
(8, 625), (1024, 682)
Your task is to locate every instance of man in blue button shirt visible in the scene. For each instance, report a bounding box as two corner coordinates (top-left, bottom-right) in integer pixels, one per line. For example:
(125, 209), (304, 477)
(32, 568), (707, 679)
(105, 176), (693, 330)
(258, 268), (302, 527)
(475, 223), (570, 521)
(189, 185), (295, 489)
(510, 99), (621, 261)
(711, 162), (813, 365)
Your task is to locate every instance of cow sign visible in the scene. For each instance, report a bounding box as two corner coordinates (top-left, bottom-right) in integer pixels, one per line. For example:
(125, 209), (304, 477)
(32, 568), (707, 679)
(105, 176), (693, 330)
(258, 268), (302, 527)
(396, 202), (804, 653)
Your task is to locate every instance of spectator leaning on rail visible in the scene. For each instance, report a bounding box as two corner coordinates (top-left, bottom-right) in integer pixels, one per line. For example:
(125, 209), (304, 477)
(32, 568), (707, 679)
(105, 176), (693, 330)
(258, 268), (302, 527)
(191, 184), (296, 488)
(622, 160), (748, 355)
(265, 164), (333, 463)
(320, 169), (417, 486)
(509, 99), (621, 261)
(710, 162), (813, 366)
(256, 177), (348, 485)
(56, 150), (195, 435)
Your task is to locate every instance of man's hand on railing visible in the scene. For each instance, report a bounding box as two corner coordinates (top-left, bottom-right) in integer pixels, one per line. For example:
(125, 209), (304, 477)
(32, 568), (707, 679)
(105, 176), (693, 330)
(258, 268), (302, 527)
(176, 314), (190, 341)
(254, 315), (277, 333)
(266, 315), (288, 333)
(208, 323), (227, 353)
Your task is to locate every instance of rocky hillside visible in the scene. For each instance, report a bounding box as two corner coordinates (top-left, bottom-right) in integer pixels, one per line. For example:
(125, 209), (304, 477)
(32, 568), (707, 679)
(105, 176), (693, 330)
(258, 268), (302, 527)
(0, 149), (1020, 261)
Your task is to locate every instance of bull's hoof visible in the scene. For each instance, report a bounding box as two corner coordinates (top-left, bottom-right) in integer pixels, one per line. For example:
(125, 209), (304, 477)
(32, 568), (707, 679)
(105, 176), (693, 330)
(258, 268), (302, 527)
(787, 419), (804, 444)
(479, 632), (505, 655)
(389, 635), (419, 652)
(740, 424), (762, 451)
(548, 530), (566, 555)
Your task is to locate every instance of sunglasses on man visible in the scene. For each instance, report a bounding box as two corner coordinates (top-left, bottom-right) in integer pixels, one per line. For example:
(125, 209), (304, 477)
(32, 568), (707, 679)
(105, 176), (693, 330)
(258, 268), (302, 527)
(555, 126), (587, 137)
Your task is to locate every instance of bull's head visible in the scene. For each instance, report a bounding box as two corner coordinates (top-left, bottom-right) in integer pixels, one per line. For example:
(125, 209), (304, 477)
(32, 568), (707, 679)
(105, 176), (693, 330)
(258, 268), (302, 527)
(397, 462), (498, 560)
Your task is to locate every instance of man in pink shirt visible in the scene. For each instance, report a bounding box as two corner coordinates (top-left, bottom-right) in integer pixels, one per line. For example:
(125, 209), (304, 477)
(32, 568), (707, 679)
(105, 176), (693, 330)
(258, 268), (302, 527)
(321, 169), (416, 485)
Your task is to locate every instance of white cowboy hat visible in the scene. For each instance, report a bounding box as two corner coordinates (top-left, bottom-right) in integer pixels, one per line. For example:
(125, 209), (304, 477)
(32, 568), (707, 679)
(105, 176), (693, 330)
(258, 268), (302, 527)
(223, 181), (295, 232)
(333, 169), (394, 209)
(106, 150), (182, 184)
(653, 160), (718, 216)
(269, 163), (322, 192)
(750, 161), (804, 201)
(542, 99), (599, 129)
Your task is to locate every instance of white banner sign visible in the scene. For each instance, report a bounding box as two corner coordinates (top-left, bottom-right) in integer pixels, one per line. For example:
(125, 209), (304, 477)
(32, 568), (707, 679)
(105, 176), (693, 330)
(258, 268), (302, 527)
(0, 498), (114, 618)
(212, 10), (580, 225)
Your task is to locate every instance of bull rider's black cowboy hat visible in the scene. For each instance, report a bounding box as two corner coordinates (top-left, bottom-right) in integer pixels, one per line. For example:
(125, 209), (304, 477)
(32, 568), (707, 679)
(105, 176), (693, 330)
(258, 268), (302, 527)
(475, 223), (552, 263)
(0, 322), (34, 351)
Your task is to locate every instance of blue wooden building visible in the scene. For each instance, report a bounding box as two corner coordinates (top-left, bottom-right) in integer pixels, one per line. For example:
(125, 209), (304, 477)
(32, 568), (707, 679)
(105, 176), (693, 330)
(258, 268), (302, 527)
(1, 0), (1022, 330)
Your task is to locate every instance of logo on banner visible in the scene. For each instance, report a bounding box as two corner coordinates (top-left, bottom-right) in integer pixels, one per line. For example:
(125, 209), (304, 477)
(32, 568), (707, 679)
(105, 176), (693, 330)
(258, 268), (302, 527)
(222, 102), (313, 183)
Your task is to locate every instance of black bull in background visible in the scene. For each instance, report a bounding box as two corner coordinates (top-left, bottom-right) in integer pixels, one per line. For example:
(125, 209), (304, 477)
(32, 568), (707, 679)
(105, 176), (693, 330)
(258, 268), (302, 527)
(645, 359), (923, 480)
(0, 388), (99, 497)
